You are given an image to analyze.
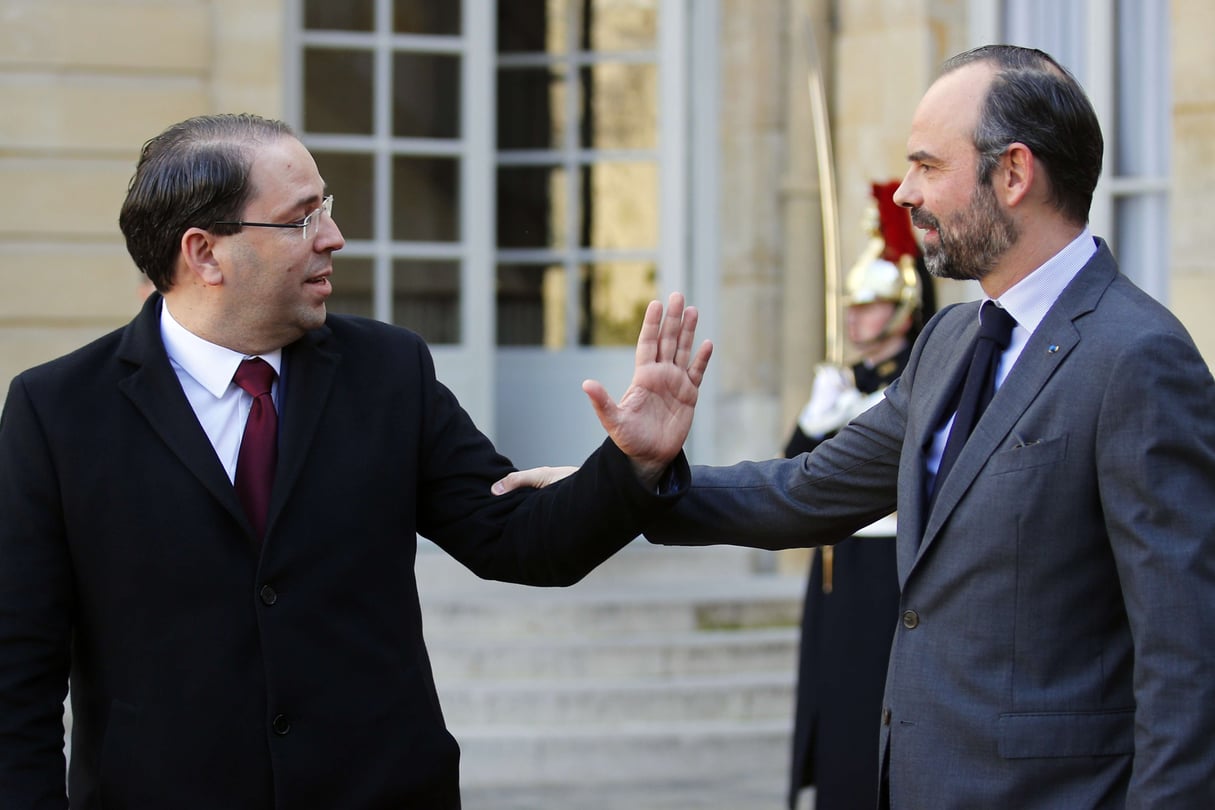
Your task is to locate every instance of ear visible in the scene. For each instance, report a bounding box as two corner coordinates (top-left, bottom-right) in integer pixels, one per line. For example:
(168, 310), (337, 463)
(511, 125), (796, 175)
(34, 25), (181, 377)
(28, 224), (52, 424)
(997, 142), (1035, 208)
(181, 227), (226, 286)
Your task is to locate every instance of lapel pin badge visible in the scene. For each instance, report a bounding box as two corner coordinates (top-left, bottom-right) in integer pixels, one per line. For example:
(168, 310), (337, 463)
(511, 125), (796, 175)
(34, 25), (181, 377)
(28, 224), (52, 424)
(1048, 344), (1060, 353)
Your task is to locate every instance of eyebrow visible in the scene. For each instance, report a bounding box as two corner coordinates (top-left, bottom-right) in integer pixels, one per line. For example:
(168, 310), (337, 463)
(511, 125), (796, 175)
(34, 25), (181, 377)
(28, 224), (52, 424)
(286, 187), (328, 216)
(907, 150), (938, 163)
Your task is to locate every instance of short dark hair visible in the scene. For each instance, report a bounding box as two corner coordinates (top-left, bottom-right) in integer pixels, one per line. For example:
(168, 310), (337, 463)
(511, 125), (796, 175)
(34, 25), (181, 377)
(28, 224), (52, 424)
(942, 45), (1104, 226)
(118, 114), (295, 292)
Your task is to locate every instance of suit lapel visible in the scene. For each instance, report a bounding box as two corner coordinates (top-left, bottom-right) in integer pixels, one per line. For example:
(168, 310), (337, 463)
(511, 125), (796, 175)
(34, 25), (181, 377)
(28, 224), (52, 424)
(913, 241), (1117, 564)
(897, 303), (977, 576)
(265, 326), (339, 540)
(117, 295), (246, 525)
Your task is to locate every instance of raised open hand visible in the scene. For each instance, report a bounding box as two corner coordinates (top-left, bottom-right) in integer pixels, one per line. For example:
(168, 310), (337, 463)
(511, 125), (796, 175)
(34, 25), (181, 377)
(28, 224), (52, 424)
(582, 292), (712, 487)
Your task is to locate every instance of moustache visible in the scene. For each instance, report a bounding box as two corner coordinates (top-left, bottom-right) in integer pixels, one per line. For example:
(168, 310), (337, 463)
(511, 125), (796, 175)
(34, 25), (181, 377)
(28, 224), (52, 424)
(911, 208), (940, 231)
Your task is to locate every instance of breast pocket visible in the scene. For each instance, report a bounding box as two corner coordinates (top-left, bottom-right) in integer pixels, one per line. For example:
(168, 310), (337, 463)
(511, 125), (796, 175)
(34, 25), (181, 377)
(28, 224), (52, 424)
(988, 434), (1067, 476)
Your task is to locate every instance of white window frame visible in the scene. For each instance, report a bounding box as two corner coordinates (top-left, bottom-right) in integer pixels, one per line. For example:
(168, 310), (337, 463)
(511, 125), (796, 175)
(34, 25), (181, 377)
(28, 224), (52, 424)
(283, 0), (495, 426)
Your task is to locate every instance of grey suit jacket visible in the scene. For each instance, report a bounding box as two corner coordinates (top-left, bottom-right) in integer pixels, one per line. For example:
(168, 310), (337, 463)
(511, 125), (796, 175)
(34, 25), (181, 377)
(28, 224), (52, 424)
(646, 240), (1215, 809)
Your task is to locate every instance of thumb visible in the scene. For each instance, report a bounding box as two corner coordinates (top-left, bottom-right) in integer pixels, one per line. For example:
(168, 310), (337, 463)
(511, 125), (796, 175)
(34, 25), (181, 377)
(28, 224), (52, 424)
(582, 379), (617, 428)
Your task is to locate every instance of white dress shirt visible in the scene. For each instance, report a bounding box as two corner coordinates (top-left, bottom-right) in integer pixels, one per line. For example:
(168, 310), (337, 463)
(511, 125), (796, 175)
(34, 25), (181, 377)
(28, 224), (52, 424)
(159, 303), (282, 483)
(926, 228), (1097, 480)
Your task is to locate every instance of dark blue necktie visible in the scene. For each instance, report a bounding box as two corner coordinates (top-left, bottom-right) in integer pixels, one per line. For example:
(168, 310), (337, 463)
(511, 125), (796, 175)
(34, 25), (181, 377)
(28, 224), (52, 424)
(933, 304), (1017, 499)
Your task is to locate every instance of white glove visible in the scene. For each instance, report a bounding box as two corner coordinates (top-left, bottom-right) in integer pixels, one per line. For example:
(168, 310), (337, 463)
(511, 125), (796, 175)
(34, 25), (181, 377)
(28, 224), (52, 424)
(798, 364), (863, 437)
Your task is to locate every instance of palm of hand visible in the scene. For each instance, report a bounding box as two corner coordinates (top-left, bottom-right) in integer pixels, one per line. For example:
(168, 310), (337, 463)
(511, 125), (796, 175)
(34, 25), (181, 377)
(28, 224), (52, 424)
(582, 293), (712, 486)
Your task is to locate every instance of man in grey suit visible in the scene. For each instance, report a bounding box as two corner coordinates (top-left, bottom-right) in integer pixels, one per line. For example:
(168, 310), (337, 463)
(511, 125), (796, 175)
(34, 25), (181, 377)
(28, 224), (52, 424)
(499, 45), (1215, 808)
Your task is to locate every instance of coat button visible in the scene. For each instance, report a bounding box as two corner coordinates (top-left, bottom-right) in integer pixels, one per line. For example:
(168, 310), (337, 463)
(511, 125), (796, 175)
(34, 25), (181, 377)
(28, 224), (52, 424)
(260, 585), (278, 605)
(901, 609), (920, 629)
(882, 707), (892, 726)
(272, 714), (291, 735)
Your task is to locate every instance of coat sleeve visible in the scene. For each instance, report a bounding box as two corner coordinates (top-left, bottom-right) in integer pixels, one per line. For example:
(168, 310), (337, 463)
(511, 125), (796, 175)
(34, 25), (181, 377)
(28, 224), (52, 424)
(409, 339), (689, 587)
(0, 376), (73, 809)
(1095, 329), (1215, 808)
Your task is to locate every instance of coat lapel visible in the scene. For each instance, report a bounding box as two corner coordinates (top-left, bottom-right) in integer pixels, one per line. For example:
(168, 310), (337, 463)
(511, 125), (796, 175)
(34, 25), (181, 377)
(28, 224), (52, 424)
(116, 295), (246, 526)
(264, 326), (339, 540)
(913, 241), (1117, 564)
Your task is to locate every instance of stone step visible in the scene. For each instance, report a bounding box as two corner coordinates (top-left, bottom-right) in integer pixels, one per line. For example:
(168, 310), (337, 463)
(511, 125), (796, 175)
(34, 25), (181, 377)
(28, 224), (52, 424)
(428, 626), (799, 681)
(419, 575), (806, 640)
(437, 671), (795, 726)
(453, 720), (793, 788)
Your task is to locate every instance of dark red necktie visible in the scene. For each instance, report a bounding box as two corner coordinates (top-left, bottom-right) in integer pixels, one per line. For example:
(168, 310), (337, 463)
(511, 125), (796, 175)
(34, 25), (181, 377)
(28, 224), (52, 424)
(233, 358), (278, 540)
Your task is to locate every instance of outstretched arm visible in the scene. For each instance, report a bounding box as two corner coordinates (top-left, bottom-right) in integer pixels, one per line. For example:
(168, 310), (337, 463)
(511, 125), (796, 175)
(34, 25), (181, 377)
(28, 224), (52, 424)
(583, 292), (711, 488)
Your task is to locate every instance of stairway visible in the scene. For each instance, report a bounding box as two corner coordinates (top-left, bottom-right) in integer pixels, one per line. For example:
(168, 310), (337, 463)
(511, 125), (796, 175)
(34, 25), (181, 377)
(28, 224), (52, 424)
(416, 539), (804, 793)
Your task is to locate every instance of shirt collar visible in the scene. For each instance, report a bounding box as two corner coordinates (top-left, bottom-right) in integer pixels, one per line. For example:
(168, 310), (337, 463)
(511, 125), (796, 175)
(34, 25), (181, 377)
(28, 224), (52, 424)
(990, 227), (1096, 333)
(160, 303), (283, 399)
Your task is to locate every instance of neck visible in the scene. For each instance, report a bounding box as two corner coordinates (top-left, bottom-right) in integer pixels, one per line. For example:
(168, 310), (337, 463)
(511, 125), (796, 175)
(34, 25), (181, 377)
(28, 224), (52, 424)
(162, 291), (283, 356)
(980, 217), (1085, 299)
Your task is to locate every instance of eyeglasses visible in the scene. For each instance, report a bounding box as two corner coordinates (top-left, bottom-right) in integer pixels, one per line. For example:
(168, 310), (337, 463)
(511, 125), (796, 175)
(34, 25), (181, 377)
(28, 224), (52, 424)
(212, 195), (334, 240)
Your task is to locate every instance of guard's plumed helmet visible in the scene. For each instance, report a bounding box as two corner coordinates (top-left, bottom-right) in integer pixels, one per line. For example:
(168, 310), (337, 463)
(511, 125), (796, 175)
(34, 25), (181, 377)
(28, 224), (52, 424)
(843, 181), (922, 338)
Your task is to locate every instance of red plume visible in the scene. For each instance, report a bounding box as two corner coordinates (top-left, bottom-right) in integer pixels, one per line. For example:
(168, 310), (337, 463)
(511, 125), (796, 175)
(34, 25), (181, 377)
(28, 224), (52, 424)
(872, 180), (920, 262)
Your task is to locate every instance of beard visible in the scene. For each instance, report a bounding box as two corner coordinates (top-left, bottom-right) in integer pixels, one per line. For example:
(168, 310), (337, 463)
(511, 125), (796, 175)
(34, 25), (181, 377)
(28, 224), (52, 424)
(912, 180), (1018, 282)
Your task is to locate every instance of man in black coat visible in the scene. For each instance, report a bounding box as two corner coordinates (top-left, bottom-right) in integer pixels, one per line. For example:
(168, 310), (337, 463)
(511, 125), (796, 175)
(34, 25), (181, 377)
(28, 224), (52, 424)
(0, 113), (711, 809)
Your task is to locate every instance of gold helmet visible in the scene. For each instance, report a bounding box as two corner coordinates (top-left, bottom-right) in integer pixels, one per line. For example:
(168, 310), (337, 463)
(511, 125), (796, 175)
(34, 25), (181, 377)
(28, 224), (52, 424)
(842, 182), (922, 338)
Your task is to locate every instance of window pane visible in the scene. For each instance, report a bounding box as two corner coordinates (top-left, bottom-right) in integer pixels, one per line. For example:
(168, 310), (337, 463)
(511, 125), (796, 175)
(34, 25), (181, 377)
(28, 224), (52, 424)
(393, 53), (461, 138)
(588, 0), (657, 51)
(497, 264), (566, 346)
(584, 162), (657, 249)
(1114, 192), (1169, 300)
(580, 62), (656, 149)
(497, 68), (566, 150)
(394, 0), (460, 35)
(394, 260), (461, 342)
(497, 165), (569, 249)
(581, 260), (656, 345)
(499, 0), (569, 53)
(304, 49), (374, 135)
(305, 0), (374, 32)
(392, 156), (460, 241)
(327, 256), (374, 318)
(1114, 0), (1169, 177)
(313, 152), (374, 241)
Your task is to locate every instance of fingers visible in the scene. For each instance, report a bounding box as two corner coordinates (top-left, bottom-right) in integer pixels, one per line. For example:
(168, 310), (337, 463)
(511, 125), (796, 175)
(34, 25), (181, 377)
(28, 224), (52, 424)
(656, 291), (686, 364)
(687, 339), (714, 387)
(673, 304), (698, 370)
(635, 299), (663, 367)
(491, 465), (579, 495)
(637, 292), (699, 367)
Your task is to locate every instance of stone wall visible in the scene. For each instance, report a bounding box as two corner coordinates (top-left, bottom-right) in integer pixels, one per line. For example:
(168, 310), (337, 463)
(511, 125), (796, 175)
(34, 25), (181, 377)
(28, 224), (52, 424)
(1169, 0), (1215, 361)
(0, 0), (282, 393)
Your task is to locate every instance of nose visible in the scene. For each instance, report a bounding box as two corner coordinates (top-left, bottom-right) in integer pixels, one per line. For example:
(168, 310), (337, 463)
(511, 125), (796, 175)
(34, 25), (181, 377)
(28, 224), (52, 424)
(315, 211), (345, 252)
(893, 168), (918, 210)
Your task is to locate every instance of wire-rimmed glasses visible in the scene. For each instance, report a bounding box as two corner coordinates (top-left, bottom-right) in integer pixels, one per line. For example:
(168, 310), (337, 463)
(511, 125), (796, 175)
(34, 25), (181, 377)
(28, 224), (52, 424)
(212, 195), (334, 240)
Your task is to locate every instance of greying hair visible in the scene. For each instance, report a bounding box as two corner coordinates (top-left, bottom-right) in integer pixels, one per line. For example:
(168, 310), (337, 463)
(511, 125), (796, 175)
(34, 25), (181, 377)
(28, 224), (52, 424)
(942, 45), (1103, 226)
(118, 114), (295, 292)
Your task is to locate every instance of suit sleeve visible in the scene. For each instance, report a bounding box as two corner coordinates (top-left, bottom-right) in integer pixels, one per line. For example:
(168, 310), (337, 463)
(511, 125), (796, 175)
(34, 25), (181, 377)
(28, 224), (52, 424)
(0, 377), (73, 808)
(643, 383), (905, 551)
(1096, 331), (1215, 807)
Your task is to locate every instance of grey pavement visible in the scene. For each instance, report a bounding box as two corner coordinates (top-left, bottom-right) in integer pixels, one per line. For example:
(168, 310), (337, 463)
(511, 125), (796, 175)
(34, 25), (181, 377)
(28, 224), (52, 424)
(462, 774), (811, 810)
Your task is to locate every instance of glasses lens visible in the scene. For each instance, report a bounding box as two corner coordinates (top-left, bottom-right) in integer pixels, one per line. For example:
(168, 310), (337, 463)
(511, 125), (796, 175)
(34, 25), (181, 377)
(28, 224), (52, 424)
(303, 196), (334, 239)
